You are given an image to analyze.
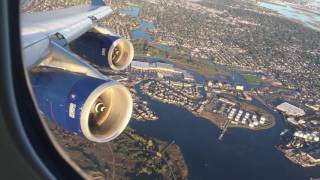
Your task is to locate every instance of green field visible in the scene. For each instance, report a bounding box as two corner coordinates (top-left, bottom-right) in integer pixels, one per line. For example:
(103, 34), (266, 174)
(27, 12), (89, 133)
(241, 73), (261, 84)
(132, 40), (220, 78)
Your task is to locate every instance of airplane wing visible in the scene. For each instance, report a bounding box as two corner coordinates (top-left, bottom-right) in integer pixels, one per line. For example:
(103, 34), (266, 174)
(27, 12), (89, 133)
(21, 1), (134, 143)
(21, 3), (112, 69)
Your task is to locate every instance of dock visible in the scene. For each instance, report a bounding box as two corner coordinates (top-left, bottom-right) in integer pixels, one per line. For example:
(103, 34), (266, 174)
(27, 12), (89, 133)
(218, 118), (231, 140)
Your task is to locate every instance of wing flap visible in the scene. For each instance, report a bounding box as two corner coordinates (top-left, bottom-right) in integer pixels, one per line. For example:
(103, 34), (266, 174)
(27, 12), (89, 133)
(58, 19), (93, 44)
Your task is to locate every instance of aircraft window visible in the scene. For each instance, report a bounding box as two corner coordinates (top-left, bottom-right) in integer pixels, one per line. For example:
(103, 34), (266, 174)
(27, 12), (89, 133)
(21, 0), (320, 179)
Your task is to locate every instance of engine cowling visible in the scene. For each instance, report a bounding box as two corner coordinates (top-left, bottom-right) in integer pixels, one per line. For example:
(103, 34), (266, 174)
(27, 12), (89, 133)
(69, 32), (134, 70)
(31, 68), (133, 142)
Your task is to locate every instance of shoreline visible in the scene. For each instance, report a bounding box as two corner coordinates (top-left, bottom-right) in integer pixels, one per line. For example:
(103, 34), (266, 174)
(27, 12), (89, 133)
(275, 145), (320, 168)
(198, 111), (276, 131)
(139, 82), (276, 132)
(260, 1), (320, 16)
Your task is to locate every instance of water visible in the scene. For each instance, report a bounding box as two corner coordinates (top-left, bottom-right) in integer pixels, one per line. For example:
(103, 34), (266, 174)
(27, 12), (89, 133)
(119, 6), (155, 41)
(122, 4), (320, 178)
(131, 29), (153, 41)
(132, 20), (155, 41)
(119, 6), (141, 17)
(130, 86), (320, 179)
(259, 2), (320, 31)
(120, 6), (172, 51)
(139, 20), (155, 31)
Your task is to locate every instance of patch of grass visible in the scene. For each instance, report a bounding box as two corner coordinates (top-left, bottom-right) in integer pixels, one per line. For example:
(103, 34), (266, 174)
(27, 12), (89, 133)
(241, 73), (261, 84)
(168, 59), (218, 78)
(132, 40), (220, 78)
(132, 40), (167, 58)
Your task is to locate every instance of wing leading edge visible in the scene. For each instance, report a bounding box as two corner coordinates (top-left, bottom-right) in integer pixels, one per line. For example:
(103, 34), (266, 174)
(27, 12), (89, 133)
(21, 4), (112, 69)
(21, 1), (135, 143)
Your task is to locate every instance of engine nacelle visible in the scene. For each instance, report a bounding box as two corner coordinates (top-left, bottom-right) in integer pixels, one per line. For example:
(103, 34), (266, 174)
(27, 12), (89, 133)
(69, 32), (134, 70)
(31, 68), (132, 142)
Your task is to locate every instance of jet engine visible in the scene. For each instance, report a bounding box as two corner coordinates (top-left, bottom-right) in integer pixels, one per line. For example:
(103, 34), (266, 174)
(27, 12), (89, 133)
(31, 68), (133, 142)
(69, 32), (134, 70)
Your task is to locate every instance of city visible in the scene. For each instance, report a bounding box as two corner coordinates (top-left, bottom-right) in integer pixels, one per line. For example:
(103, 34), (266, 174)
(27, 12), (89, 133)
(23, 0), (320, 179)
(104, 0), (320, 170)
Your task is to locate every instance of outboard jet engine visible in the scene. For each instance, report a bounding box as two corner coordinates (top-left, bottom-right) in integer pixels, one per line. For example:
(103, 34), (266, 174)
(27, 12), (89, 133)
(69, 32), (134, 70)
(31, 68), (133, 142)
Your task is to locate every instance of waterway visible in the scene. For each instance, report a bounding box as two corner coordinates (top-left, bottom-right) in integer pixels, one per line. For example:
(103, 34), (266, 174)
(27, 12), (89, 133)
(119, 6), (140, 17)
(259, 2), (320, 31)
(130, 85), (320, 180)
(132, 19), (155, 42)
(119, 6), (172, 51)
(122, 4), (320, 179)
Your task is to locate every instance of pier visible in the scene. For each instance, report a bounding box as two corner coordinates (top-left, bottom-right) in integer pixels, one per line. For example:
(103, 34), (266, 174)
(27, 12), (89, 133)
(218, 118), (231, 140)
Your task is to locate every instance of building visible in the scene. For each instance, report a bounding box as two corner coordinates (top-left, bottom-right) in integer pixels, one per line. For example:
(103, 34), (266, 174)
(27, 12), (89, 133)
(293, 131), (320, 142)
(218, 98), (236, 106)
(305, 103), (320, 111)
(131, 61), (194, 81)
(132, 61), (178, 73)
(287, 117), (299, 125)
(307, 151), (320, 164)
(131, 61), (150, 70)
(235, 85), (244, 91)
(276, 102), (305, 116)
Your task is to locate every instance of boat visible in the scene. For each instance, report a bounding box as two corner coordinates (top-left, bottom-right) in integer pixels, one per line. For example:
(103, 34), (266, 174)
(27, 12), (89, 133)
(280, 129), (289, 136)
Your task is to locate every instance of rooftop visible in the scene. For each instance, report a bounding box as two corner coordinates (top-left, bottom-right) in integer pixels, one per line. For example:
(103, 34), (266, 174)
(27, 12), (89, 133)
(276, 102), (305, 116)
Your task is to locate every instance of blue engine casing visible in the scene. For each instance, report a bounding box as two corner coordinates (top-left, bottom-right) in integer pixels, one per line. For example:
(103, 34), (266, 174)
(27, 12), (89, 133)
(31, 68), (110, 136)
(69, 32), (121, 68)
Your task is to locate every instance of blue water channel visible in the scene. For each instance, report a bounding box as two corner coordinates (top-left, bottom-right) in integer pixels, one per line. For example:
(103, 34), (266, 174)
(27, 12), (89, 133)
(130, 85), (320, 179)
(259, 2), (320, 31)
(128, 61), (319, 179)
(131, 20), (155, 42)
(119, 6), (171, 51)
(119, 6), (140, 17)
(122, 4), (320, 179)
